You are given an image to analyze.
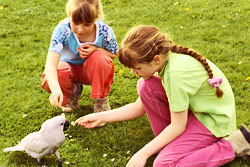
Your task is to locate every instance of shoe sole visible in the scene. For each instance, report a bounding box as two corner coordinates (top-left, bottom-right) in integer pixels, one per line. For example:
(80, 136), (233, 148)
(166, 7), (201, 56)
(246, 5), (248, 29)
(60, 105), (80, 113)
(240, 124), (250, 144)
(60, 106), (73, 113)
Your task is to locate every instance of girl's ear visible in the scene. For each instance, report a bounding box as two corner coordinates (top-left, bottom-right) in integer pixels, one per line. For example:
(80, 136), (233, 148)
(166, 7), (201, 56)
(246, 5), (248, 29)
(153, 55), (161, 64)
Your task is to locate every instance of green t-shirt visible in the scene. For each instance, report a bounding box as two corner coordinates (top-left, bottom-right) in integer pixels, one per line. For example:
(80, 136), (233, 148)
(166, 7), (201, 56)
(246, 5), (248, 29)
(159, 52), (236, 137)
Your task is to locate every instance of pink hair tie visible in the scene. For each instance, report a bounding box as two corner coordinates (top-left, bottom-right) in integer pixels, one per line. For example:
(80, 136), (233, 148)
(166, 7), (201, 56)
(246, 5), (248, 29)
(208, 77), (223, 88)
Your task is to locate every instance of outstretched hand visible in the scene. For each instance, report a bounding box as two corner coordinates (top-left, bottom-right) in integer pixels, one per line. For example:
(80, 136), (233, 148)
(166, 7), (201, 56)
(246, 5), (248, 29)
(75, 113), (104, 128)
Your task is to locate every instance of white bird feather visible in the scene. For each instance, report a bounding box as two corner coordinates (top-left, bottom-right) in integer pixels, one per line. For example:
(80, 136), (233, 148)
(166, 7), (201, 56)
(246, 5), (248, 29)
(3, 115), (69, 167)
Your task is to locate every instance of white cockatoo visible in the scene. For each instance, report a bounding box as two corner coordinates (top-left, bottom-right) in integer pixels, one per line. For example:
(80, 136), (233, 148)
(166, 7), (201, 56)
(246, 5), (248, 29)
(3, 115), (69, 167)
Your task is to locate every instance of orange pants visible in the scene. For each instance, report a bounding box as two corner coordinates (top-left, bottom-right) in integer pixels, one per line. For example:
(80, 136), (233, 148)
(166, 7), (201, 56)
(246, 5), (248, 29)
(41, 51), (114, 106)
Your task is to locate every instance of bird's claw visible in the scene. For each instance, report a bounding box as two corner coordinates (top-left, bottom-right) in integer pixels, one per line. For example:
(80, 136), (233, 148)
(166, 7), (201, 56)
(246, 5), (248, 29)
(58, 160), (63, 167)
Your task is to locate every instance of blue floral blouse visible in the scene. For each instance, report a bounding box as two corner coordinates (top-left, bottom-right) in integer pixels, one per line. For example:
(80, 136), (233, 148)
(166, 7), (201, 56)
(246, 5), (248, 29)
(48, 18), (118, 65)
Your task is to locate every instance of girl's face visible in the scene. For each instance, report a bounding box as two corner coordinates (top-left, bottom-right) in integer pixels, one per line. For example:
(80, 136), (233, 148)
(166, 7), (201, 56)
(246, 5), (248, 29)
(131, 55), (165, 80)
(70, 21), (95, 39)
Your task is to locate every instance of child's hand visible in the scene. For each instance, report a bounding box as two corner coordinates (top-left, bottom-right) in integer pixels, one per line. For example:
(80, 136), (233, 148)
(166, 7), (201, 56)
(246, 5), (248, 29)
(49, 90), (63, 107)
(126, 150), (148, 167)
(77, 44), (96, 60)
(75, 113), (103, 128)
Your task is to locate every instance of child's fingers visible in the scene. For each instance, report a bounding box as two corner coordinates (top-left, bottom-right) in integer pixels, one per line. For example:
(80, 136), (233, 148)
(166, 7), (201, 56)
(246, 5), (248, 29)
(78, 121), (92, 128)
(75, 117), (85, 124)
(78, 45), (89, 52)
(79, 122), (87, 127)
(80, 120), (101, 128)
(58, 94), (63, 106)
(80, 122), (91, 128)
(49, 94), (60, 106)
(75, 115), (92, 124)
(75, 115), (101, 128)
(82, 44), (90, 48)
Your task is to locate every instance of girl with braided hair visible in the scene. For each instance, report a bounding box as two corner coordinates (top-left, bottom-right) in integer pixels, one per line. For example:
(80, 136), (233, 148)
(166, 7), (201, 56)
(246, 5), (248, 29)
(75, 25), (250, 166)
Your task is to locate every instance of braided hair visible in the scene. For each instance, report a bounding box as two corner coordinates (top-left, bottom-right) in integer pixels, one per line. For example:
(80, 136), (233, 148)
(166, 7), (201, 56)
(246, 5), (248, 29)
(170, 45), (223, 97)
(118, 25), (223, 98)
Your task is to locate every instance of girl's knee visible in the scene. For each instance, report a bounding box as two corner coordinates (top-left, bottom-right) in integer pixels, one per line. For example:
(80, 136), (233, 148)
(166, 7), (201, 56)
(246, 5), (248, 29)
(137, 78), (144, 94)
(89, 50), (112, 64)
(57, 61), (72, 70)
(137, 75), (162, 96)
(56, 61), (73, 78)
(57, 67), (73, 80)
(142, 75), (162, 88)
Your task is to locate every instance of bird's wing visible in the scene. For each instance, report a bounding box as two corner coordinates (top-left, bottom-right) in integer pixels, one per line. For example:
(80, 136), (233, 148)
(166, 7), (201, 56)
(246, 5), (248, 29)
(20, 132), (51, 158)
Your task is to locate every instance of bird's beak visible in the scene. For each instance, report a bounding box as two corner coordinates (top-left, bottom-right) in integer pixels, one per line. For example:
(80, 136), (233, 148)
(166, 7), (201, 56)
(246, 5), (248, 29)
(63, 120), (70, 131)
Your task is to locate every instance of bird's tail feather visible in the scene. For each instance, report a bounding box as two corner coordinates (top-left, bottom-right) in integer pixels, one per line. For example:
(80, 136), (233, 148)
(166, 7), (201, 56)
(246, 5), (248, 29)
(3, 145), (24, 152)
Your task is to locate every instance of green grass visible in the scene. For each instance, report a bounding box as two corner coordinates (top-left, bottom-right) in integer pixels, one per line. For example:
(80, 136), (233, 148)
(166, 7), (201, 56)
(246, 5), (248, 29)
(0, 0), (250, 166)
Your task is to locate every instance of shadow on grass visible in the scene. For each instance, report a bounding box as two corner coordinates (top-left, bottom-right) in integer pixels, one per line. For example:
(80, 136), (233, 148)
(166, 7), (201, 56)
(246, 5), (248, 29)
(74, 105), (93, 118)
(8, 151), (60, 167)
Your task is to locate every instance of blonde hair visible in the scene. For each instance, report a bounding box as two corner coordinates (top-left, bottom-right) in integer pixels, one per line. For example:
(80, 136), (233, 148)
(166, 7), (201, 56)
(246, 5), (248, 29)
(118, 25), (223, 98)
(66, 0), (104, 24)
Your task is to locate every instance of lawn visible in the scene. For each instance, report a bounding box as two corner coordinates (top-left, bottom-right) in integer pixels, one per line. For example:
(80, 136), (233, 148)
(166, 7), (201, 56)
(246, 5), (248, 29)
(0, 0), (250, 166)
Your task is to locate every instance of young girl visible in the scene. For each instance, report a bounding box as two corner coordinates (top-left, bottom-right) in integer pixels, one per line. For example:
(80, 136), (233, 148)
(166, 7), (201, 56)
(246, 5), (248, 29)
(75, 25), (250, 166)
(41, 0), (118, 113)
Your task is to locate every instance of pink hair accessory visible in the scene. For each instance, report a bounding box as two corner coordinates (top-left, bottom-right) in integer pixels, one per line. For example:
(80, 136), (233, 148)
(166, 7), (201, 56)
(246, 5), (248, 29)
(208, 77), (223, 88)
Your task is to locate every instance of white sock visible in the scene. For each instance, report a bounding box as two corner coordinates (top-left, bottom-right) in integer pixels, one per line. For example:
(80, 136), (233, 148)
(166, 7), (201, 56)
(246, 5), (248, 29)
(73, 83), (77, 93)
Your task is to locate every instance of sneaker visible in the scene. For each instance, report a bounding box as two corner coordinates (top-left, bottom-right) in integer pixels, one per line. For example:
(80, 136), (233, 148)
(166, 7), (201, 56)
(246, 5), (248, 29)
(93, 97), (111, 127)
(93, 97), (111, 113)
(224, 124), (250, 159)
(61, 82), (83, 112)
